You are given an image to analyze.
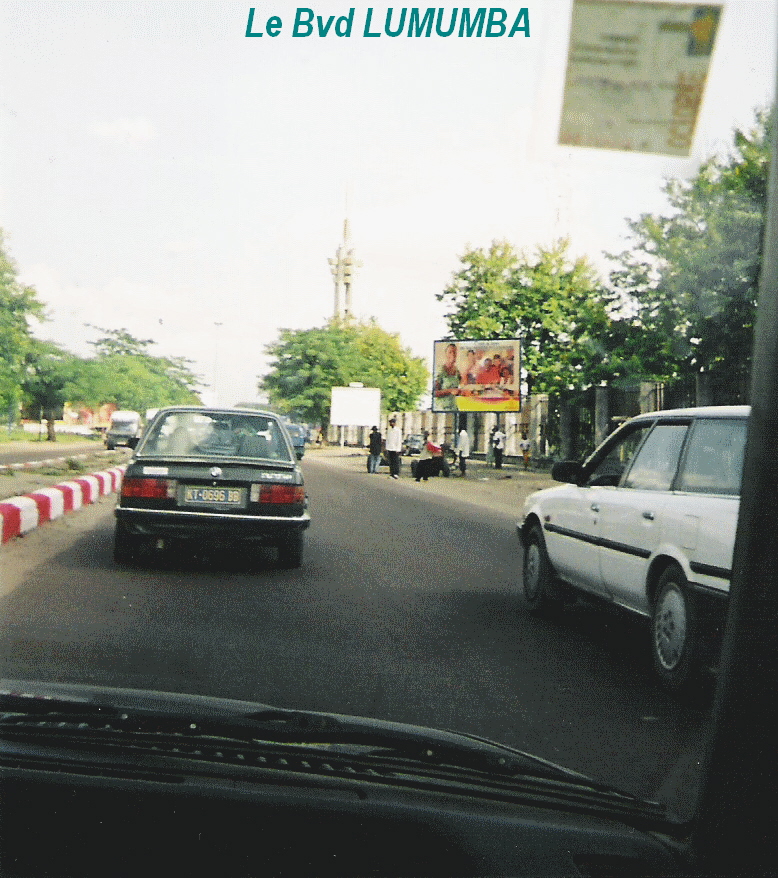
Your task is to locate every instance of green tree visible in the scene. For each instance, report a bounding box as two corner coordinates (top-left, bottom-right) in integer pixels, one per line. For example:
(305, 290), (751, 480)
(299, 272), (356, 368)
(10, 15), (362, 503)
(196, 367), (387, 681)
(66, 327), (203, 412)
(352, 322), (429, 413)
(437, 239), (631, 395)
(261, 320), (428, 426)
(21, 341), (81, 441)
(85, 325), (156, 357)
(0, 230), (46, 424)
(610, 107), (772, 402)
(68, 355), (201, 414)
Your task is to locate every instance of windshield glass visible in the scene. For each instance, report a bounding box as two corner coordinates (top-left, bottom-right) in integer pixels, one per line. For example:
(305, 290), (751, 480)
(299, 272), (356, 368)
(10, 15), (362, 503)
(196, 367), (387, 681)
(1, 0), (775, 833)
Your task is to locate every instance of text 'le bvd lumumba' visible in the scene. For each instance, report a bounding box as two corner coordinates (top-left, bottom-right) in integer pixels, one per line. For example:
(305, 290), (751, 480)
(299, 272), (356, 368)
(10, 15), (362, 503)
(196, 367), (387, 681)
(245, 7), (531, 39)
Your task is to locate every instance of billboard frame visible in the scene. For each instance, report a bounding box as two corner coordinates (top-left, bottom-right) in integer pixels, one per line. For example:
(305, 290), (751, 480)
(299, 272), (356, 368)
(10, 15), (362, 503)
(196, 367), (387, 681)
(329, 386), (382, 427)
(431, 338), (522, 414)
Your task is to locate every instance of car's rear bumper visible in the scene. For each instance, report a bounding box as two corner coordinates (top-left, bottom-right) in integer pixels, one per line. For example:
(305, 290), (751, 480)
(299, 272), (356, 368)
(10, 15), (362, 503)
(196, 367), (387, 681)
(115, 506), (310, 544)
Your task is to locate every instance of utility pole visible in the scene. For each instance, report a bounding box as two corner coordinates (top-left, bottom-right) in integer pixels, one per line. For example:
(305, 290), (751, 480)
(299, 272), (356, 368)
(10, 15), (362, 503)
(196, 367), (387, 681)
(213, 321), (222, 406)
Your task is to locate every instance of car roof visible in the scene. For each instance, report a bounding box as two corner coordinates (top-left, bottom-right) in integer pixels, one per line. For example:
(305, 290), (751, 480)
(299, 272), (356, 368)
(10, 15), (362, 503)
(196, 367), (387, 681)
(632, 404), (750, 421)
(152, 405), (280, 419)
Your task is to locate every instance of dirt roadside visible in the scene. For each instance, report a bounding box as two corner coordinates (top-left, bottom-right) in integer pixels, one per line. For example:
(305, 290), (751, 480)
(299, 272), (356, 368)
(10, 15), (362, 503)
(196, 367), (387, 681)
(303, 446), (556, 519)
(0, 448), (132, 501)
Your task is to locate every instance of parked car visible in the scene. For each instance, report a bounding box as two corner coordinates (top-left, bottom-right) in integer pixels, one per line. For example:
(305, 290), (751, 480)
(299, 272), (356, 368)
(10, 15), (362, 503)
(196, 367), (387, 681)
(105, 410), (142, 450)
(114, 406), (310, 568)
(284, 423), (307, 459)
(519, 406), (748, 688)
(402, 433), (424, 455)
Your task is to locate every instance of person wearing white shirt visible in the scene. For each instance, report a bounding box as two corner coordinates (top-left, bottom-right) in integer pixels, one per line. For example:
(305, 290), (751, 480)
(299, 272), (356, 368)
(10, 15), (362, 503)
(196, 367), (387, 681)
(519, 433), (531, 470)
(457, 427), (470, 477)
(385, 417), (403, 479)
(491, 427), (506, 470)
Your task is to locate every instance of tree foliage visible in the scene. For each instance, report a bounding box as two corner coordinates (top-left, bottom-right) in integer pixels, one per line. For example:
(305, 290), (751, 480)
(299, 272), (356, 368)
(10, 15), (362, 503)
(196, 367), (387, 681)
(261, 320), (428, 426)
(85, 325), (156, 358)
(437, 239), (639, 395)
(21, 340), (80, 440)
(67, 327), (203, 413)
(18, 328), (203, 437)
(610, 107), (772, 402)
(0, 230), (46, 417)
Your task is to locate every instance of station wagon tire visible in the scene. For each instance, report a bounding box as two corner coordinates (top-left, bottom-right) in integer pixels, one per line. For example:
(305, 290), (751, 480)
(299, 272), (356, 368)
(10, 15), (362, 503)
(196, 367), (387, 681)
(522, 525), (561, 612)
(113, 522), (142, 566)
(277, 533), (304, 569)
(651, 565), (701, 689)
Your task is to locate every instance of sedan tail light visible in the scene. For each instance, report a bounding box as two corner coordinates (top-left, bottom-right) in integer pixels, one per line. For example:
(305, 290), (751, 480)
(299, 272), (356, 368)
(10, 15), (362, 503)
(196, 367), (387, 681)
(121, 477), (177, 499)
(252, 484), (305, 504)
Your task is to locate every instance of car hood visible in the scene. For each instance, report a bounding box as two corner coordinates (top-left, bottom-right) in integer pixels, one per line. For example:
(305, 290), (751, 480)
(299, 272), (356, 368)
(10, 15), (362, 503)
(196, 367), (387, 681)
(524, 482), (573, 508)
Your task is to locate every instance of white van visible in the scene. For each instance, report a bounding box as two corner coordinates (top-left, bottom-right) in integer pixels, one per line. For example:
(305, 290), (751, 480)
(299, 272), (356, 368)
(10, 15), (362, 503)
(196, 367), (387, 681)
(105, 410), (142, 450)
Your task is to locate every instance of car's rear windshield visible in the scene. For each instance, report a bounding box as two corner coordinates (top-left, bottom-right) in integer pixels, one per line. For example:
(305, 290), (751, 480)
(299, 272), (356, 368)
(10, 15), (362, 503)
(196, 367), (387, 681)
(139, 411), (294, 462)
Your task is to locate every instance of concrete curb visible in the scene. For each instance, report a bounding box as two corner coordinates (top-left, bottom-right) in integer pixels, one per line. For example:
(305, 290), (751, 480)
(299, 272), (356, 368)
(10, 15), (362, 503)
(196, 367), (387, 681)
(0, 464), (127, 544)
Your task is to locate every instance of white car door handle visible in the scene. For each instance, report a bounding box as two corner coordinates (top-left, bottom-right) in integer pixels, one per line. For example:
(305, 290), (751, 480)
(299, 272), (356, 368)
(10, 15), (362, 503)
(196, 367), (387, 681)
(642, 511), (655, 521)
(590, 503), (600, 513)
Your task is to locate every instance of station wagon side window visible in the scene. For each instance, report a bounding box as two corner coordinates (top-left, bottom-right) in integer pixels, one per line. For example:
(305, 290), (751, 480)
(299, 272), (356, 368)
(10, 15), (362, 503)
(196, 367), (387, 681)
(622, 423), (689, 491)
(585, 422), (654, 487)
(676, 418), (748, 496)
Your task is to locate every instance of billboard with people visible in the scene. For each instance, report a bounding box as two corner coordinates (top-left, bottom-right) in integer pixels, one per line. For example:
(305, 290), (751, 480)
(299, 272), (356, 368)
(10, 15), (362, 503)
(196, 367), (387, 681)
(431, 339), (521, 413)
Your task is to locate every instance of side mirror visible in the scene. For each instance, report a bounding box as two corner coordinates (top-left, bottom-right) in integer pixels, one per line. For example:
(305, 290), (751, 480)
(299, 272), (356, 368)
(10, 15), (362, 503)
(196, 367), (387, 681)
(127, 436), (140, 449)
(551, 460), (582, 484)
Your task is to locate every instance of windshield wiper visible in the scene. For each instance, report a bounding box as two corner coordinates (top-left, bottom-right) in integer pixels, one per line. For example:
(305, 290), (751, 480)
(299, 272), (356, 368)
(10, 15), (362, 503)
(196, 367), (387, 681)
(0, 694), (576, 777)
(0, 692), (640, 792)
(0, 686), (671, 831)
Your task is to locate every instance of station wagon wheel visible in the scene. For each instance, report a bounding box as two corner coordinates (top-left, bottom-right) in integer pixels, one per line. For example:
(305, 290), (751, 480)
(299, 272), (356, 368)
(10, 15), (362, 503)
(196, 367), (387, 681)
(522, 525), (560, 612)
(651, 564), (701, 689)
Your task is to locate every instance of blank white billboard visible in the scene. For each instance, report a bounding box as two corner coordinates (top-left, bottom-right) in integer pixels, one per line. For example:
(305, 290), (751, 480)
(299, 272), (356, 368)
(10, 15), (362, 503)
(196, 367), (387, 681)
(330, 387), (382, 427)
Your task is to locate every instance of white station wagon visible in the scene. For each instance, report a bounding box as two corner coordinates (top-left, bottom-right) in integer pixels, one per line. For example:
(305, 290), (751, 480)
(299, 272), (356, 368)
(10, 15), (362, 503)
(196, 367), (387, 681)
(519, 406), (749, 688)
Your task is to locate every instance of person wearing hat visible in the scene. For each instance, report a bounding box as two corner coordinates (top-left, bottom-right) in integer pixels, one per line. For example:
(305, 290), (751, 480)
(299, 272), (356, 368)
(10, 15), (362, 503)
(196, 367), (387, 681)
(385, 417), (403, 479)
(367, 425), (382, 473)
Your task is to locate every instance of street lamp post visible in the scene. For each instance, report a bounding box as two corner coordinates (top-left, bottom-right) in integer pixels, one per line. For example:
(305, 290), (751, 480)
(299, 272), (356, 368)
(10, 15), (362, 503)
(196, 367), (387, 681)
(213, 321), (223, 406)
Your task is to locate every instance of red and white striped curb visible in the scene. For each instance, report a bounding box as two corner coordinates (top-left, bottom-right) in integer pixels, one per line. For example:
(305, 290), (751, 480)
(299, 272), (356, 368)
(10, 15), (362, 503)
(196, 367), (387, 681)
(0, 465), (127, 544)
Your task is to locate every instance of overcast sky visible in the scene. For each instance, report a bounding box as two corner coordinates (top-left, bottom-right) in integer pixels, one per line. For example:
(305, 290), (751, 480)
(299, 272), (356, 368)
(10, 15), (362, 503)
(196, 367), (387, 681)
(1, 1), (776, 408)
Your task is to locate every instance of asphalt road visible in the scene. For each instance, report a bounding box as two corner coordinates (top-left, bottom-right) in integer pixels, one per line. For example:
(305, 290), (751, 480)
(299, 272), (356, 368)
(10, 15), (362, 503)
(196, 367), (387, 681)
(0, 452), (712, 819)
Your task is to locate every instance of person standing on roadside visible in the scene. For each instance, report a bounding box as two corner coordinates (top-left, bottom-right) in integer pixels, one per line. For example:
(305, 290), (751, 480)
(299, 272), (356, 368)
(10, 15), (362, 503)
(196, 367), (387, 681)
(492, 425), (506, 469)
(367, 425), (382, 473)
(457, 426), (470, 477)
(519, 432), (531, 470)
(414, 431), (446, 481)
(385, 417), (403, 479)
